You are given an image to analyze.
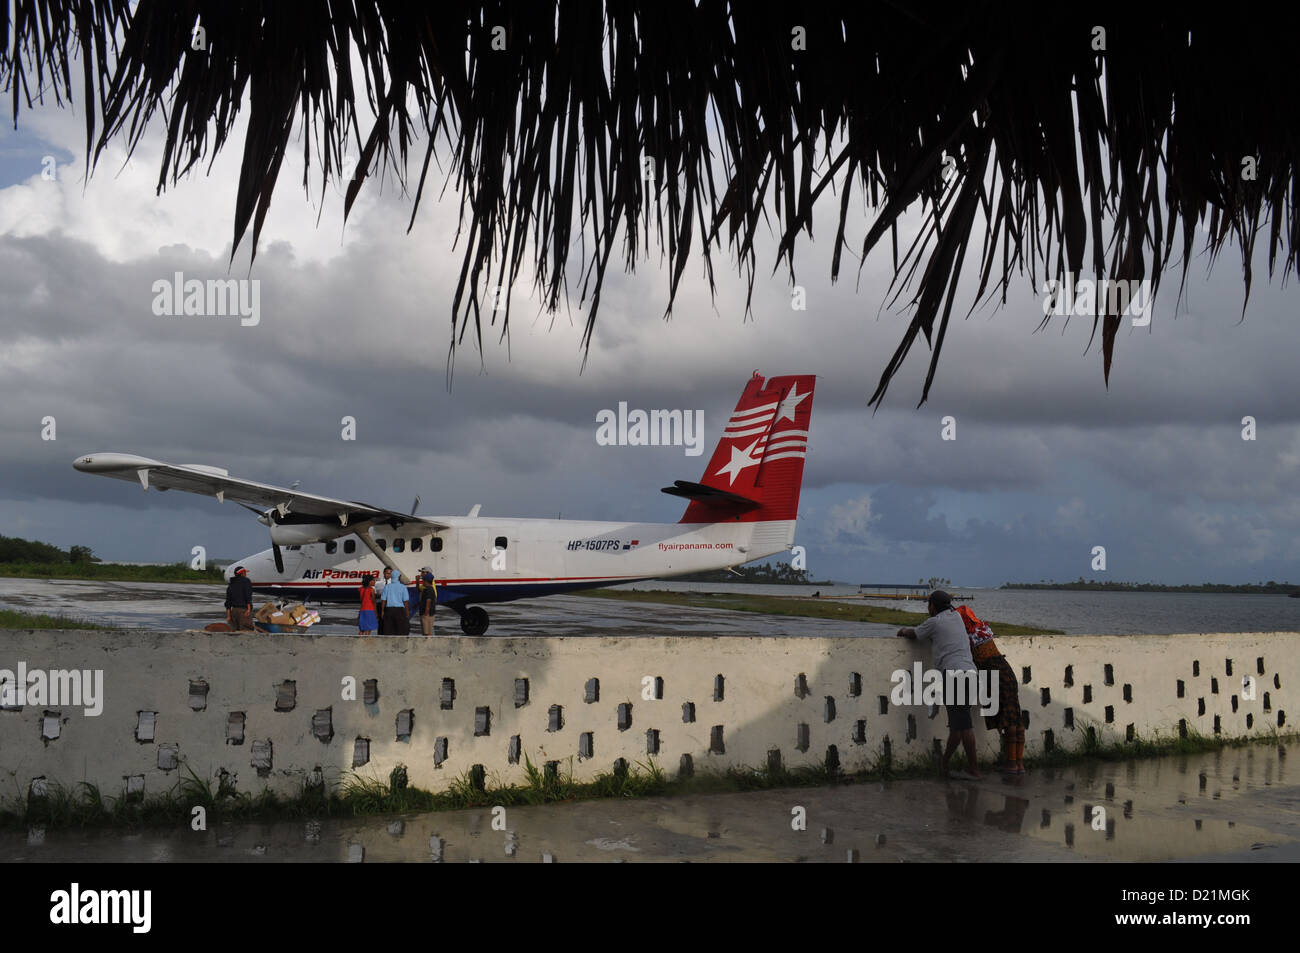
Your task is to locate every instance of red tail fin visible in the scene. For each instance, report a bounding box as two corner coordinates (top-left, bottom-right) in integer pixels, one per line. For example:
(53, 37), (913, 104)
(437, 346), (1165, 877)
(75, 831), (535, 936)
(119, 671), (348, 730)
(677, 372), (815, 523)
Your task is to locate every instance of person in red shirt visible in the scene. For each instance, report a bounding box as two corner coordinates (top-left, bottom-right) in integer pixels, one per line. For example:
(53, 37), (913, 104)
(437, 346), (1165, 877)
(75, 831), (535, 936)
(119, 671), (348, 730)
(357, 574), (378, 634)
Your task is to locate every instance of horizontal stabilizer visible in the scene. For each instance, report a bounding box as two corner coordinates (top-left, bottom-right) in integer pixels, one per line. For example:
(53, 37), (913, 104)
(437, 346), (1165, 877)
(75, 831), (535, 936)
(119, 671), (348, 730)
(660, 480), (760, 510)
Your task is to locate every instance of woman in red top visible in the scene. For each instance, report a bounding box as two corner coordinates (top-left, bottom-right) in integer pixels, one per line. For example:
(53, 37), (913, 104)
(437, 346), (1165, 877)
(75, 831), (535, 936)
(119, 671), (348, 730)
(358, 575), (378, 634)
(958, 605), (1025, 775)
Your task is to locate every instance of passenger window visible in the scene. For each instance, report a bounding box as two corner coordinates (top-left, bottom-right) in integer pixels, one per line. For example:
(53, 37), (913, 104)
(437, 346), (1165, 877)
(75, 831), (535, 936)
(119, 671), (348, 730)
(430, 537), (443, 552)
(495, 536), (508, 549)
(411, 537), (423, 552)
(393, 538), (405, 553)
(376, 539), (387, 551)
(325, 541), (337, 555)
(343, 539), (356, 554)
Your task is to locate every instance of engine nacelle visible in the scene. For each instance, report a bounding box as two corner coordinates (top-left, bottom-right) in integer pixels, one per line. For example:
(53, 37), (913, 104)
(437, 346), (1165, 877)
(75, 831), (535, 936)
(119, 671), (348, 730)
(269, 523), (351, 545)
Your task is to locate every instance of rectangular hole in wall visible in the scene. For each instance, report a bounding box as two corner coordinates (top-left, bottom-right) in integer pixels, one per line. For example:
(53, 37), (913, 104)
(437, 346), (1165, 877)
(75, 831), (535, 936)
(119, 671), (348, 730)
(508, 735), (521, 764)
(545, 760), (559, 781)
(1257, 657), (1265, 675)
(1193, 660), (1200, 677)
(475, 706), (491, 737)
(1041, 687), (1050, 707)
(682, 701), (695, 723)
(156, 743), (178, 771)
(396, 709), (413, 742)
(1177, 679), (1185, 698)
(617, 702), (632, 731)
(709, 725), (725, 755)
(878, 695), (889, 715)
(312, 708), (333, 743)
(352, 737), (370, 768)
(440, 678), (455, 710)
(678, 754), (693, 778)
(1211, 677), (1219, 694)
(825, 745), (840, 775)
(1225, 658), (1233, 677)
(1213, 715), (1221, 735)
(652, 676), (664, 700)
(548, 705), (564, 732)
(1063, 665), (1073, 688)
(251, 739), (272, 777)
(135, 710), (156, 743)
(434, 737), (448, 767)
(1264, 692), (1272, 711)
(275, 680), (296, 712)
(905, 714), (916, 741)
(1198, 697), (1206, 716)
(1231, 695), (1239, 713)
(1064, 708), (1074, 728)
(514, 678), (529, 708)
(1178, 718), (1187, 738)
(767, 748), (782, 773)
(1103, 664), (1114, 686)
(1083, 685), (1092, 704)
(226, 712), (245, 745)
(794, 673), (809, 698)
(849, 672), (862, 697)
(470, 764), (486, 792)
(1022, 666), (1032, 685)
(1044, 729), (1055, 751)
(578, 732), (594, 759)
(1104, 705), (1114, 724)
(713, 675), (724, 702)
(1122, 684), (1132, 704)
(1125, 724), (1134, 743)
(646, 729), (660, 755)
(852, 720), (867, 744)
(363, 679), (379, 705)
(188, 680), (208, 711)
(796, 723), (810, 752)
(823, 696), (836, 723)
(584, 678), (600, 703)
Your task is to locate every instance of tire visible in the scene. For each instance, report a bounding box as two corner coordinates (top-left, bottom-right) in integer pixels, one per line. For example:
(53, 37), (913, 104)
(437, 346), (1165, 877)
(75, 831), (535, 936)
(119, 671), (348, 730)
(460, 605), (489, 636)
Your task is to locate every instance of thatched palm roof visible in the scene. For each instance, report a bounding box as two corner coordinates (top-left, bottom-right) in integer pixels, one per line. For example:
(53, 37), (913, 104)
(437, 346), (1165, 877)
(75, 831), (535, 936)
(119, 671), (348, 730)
(4, 3), (1296, 404)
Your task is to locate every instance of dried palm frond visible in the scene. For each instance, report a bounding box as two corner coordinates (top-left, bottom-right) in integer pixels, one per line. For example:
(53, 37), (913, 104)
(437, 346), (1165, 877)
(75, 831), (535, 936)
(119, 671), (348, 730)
(3, 3), (1296, 404)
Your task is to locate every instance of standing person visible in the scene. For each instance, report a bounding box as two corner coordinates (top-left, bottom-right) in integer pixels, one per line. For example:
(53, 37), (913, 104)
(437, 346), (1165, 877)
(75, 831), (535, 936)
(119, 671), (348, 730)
(380, 566), (412, 635)
(416, 566), (438, 637)
(896, 590), (983, 780)
(375, 566), (394, 634)
(224, 566), (254, 630)
(958, 604), (1025, 775)
(357, 574), (378, 635)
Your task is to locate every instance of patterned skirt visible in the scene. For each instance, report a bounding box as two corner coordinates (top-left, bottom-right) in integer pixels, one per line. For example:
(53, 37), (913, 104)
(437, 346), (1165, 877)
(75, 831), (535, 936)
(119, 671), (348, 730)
(973, 644), (1021, 733)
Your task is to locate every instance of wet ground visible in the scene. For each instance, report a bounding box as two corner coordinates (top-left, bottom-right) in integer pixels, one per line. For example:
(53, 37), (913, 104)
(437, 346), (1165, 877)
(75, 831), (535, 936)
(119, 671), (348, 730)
(0, 577), (898, 638)
(7, 742), (1297, 862)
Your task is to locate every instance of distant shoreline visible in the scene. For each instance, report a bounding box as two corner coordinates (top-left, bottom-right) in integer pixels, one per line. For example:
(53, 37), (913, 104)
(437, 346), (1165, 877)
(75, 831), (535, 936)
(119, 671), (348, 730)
(0, 563), (224, 585)
(1003, 582), (1299, 595)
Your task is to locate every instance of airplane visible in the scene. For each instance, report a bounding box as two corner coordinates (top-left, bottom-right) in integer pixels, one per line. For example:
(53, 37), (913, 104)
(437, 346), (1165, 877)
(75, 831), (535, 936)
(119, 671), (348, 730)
(74, 372), (815, 635)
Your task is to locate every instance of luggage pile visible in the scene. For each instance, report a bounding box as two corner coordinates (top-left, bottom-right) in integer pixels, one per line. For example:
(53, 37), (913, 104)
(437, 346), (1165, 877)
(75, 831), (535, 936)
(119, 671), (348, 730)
(254, 601), (321, 631)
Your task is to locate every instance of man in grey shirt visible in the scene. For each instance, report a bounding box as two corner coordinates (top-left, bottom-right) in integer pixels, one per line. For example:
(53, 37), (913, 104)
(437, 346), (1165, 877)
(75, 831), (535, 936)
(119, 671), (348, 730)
(897, 590), (983, 779)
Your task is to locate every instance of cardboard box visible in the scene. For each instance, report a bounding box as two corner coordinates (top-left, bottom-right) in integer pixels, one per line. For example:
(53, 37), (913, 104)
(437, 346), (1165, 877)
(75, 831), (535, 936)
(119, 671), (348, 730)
(254, 602), (277, 622)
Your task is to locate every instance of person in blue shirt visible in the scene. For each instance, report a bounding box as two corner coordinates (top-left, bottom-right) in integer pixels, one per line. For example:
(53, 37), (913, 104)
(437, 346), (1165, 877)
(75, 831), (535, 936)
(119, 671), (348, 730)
(380, 568), (412, 635)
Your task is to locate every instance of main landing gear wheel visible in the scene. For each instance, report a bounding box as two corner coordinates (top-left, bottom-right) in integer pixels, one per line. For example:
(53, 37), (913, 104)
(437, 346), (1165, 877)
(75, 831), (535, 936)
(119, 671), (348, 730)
(460, 606), (490, 636)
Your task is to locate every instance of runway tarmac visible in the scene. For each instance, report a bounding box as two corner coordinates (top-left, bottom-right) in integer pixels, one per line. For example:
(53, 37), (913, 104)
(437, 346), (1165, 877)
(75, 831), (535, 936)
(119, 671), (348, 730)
(0, 577), (898, 638)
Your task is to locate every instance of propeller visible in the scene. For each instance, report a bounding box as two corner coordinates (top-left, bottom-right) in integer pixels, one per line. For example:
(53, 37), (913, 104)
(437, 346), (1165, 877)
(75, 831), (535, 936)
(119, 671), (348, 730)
(410, 495), (420, 516)
(238, 502), (285, 573)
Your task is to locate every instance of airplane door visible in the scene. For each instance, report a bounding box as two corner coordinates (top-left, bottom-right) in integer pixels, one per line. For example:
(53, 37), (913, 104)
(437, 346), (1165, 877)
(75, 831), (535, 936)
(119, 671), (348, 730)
(457, 529), (493, 578)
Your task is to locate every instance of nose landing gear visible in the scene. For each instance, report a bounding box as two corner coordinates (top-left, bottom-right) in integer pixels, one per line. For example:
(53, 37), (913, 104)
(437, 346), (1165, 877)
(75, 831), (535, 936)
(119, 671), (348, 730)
(456, 605), (490, 636)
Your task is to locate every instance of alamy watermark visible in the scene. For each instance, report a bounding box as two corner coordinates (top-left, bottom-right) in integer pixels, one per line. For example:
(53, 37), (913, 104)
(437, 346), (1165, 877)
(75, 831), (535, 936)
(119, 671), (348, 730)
(151, 271), (260, 326)
(596, 402), (704, 456)
(889, 662), (999, 716)
(1042, 273), (1151, 327)
(0, 663), (104, 716)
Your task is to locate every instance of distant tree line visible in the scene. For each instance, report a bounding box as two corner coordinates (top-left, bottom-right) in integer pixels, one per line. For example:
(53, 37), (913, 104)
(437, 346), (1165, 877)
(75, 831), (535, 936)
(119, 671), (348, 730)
(1003, 579), (1299, 595)
(0, 535), (99, 564)
(667, 561), (833, 585)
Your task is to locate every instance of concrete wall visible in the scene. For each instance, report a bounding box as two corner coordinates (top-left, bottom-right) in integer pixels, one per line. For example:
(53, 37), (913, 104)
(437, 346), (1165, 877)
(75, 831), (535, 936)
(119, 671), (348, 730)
(1, 629), (1295, 803)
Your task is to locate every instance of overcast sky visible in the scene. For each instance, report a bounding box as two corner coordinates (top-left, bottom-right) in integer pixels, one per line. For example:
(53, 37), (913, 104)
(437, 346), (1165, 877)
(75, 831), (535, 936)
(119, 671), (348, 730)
(1, 98), (1297, 588)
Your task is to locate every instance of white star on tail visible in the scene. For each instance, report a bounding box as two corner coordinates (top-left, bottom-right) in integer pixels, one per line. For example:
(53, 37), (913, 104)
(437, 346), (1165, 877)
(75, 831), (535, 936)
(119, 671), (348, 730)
(715, 440), (762, 485)
(776, 384), (808, 422)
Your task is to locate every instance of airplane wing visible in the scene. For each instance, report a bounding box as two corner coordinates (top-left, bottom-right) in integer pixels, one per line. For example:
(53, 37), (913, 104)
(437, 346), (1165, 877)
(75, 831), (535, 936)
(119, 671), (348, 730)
(73, 452), (449, 531)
